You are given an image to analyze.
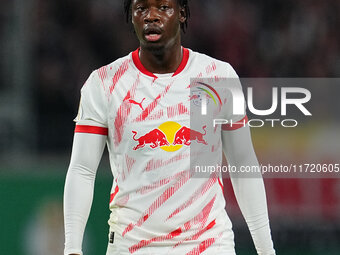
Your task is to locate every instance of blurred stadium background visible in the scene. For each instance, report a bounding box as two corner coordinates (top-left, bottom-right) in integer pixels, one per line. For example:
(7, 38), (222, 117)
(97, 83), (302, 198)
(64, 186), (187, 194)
(1, 0), (339, 254)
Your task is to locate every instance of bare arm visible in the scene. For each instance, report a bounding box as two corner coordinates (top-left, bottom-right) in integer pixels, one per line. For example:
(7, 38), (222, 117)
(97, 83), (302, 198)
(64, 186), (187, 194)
(64, 132), (106, 255)
(222, 125), (275, 255)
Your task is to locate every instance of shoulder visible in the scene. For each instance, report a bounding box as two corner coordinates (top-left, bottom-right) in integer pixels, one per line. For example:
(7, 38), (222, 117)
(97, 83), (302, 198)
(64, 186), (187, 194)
(82, 52), (133, 91)
(188, 48), (238, 77)
(94, 52), (133, 79)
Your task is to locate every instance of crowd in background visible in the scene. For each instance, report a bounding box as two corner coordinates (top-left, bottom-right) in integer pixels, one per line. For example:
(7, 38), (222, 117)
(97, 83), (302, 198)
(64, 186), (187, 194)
(1, 2), (339, 254)
(1, 0), (340, 151)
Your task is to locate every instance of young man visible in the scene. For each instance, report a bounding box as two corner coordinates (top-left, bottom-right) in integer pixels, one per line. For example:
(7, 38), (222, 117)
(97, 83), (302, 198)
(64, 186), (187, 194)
(64, 0), (276, 254)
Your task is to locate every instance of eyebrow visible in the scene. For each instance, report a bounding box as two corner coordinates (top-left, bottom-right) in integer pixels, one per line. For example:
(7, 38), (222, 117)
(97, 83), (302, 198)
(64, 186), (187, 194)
(131, 0), (142, 6)
(133, 0), (146, 3)
(134, 0), (170, 3)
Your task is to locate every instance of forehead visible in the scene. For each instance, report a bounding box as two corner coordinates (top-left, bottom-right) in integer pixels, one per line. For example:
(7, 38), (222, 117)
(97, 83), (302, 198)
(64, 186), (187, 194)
(132, 0), (179, 5)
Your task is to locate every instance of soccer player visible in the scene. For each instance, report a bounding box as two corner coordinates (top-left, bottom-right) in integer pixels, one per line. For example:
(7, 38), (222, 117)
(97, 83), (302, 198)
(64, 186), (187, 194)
(64, 0), (276, 254)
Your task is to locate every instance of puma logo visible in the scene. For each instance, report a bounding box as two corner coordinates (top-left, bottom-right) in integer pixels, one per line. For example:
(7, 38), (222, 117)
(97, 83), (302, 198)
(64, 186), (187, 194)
(125, 97), (146, 110)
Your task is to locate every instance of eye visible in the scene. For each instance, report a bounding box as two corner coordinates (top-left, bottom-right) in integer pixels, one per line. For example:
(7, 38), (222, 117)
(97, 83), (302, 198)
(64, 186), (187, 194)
(135, 5), (146, 11)
(160, 5), (170, 11)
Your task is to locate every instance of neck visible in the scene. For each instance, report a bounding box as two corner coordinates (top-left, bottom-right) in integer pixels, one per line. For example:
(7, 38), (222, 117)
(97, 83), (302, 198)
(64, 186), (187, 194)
(139, 40), (183, 74)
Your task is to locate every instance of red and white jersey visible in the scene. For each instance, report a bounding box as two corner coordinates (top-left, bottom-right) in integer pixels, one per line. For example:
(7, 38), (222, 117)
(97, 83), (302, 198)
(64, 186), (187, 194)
(75, 48), (247, 254)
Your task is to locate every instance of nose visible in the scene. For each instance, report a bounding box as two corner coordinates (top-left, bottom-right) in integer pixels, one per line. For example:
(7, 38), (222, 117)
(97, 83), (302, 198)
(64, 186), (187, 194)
(144, 7), (160, 23)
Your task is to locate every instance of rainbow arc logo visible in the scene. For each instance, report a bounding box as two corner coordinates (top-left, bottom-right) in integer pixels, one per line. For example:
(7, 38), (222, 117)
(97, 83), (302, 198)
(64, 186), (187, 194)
(196, 82), (222, 107)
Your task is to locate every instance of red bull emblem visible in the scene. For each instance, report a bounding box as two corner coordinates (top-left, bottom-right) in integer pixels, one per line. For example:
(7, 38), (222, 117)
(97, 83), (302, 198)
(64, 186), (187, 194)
(132, 122), (208, 152)
(132, 129), (170, 150)
(173, 125), (207, 146)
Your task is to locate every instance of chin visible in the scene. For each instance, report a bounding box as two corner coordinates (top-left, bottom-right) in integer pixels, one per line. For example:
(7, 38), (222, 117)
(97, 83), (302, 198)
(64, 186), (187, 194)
(142, 41), (166, 52)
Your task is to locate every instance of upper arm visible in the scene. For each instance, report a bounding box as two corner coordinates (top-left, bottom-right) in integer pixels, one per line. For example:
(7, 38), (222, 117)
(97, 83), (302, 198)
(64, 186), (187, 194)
(68, 132), (107, 177)
(221, 125), (258, 167)
(69, 69), (109, 175)
(75, 70), (109, 129)
(219, 63), (260, 177)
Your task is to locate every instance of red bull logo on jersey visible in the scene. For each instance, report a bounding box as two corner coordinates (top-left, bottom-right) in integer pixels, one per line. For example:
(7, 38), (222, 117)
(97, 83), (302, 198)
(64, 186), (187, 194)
(132, 121), (208, 152)
(132, 129), (170, 150)
(173, 126), (207, 146)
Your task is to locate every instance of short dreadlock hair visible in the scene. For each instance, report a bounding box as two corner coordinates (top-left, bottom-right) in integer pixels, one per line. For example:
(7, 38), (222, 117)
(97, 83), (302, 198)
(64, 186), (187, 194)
(124, 0), (190, 33)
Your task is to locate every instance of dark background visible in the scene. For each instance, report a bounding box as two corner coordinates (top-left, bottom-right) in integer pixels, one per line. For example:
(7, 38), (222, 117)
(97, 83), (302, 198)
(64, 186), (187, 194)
(0, 0), (339, 254)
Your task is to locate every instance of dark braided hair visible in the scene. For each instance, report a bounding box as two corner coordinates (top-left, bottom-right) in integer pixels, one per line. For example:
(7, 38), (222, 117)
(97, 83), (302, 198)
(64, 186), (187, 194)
(124, 0), (190, 33)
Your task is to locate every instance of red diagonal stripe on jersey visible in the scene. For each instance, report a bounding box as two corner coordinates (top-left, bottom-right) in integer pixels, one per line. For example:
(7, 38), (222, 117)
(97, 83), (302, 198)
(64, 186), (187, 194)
(136, 170), (188, 195)
(129, 227), (183, 254)
(125, 155), (136, 174)
(122, 170), (192, 237)
(173, 219), (216, 249)
(213, 123), (218, 134)
(144, 153), (190, 172)
(98, 65), (108, 86)
(167, 103), (189, 118)
(134, 82), (174, 122)
(134, 94), (161, 122)
(75, 125), (108, 135)
(218, 177), (224, 193)
(109, 185), (119, 203)
(145, 109), (164, 121)
(167, 173), (218, 220)
(187, 72), (203, 89)
(185, 232), (222, 255)
(189, 219), (216, 241)
(114, 75), (140, 146)
(109, 59), (130, 94)
(128, 196), (216, 253)
(206, 61), (217, 75)
(182, 194), (216, 232)
(136, 178), (172, 195)
(214, 76), (221, 83)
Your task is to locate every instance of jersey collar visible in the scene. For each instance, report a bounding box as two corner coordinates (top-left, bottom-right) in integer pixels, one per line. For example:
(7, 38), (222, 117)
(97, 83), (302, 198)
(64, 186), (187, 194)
(132, 47), (189, 79)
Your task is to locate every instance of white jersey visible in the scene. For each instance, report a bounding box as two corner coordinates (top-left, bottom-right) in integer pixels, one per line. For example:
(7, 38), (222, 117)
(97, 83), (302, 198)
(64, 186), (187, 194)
(75, 48), (247, 254)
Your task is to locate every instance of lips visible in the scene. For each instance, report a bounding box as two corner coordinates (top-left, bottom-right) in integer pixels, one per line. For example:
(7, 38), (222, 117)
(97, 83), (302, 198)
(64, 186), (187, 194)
(143, 26), (163, 42)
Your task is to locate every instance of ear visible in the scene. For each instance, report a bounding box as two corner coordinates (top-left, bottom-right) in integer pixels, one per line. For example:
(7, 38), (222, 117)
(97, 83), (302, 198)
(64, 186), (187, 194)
(179, 6), (187, 24)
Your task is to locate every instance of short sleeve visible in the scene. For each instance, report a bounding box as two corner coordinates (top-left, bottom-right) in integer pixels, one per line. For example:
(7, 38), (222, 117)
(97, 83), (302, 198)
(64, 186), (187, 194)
(221, 63), (248, 131)
(74, 70), (108, 134)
